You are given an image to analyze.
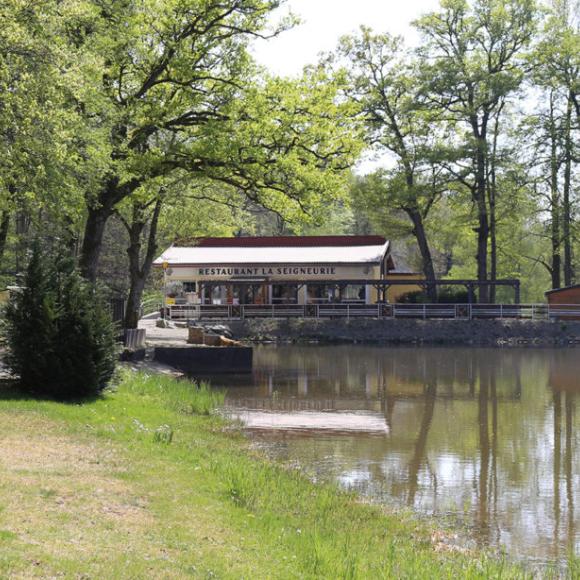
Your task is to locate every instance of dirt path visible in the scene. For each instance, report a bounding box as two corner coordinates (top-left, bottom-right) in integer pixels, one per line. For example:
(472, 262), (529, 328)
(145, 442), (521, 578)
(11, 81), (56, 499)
(0, 414), (154, 578)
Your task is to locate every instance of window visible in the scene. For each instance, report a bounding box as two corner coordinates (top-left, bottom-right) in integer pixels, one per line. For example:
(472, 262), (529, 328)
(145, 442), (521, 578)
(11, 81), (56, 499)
(340, 285), (366, 302)
(307, 284), (339, 303)
(307, 284), (366, 303)
(272, 284), (298, 303)
(202, 284), (228, 305)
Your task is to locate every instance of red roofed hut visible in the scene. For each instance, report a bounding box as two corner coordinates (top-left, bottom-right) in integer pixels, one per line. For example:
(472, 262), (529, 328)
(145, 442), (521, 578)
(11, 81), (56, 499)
(154, 235), (420, 307)
(545, 284), (580, 320)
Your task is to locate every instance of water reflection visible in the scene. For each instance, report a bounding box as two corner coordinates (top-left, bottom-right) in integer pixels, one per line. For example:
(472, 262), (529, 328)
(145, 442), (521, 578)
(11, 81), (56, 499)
(205, 346), (579, 565)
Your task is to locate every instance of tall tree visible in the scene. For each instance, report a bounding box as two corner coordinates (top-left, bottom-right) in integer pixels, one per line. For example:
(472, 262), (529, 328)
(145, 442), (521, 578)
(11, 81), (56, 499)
(415, 0), (537, 301)
(117, 178), (246, 329)
(0, 0), (99, 271)
(534, 0), (580, 286)
(331, 29), (447, 301)
(519, 94), (564, 289)
(56, 0), (359, 282)
(486, 97), (511, 301)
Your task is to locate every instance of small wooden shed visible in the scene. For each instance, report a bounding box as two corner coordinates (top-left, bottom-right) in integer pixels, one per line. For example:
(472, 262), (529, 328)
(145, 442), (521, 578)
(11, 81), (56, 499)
(545, 284), (580, 320)
(545, 284), (580, 305)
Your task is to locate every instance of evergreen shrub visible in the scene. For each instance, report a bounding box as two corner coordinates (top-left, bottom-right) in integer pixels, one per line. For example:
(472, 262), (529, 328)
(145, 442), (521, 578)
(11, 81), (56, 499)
(3, 245), (117, 399)
(396, 287), (475, 304)
(396, 290), (428, 304)
(436, 287), (474, 303)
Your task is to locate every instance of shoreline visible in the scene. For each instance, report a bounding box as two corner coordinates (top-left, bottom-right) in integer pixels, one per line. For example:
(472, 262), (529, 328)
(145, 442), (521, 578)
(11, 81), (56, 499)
(0, 369), (535, 578)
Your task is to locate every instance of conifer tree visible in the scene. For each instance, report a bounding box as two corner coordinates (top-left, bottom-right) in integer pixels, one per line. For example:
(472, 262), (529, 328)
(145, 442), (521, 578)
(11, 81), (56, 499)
(3, 246), (117, 399)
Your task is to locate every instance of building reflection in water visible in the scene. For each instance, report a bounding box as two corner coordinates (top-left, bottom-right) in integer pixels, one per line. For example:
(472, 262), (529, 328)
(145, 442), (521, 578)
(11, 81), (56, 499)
(206, 345), (579, 565)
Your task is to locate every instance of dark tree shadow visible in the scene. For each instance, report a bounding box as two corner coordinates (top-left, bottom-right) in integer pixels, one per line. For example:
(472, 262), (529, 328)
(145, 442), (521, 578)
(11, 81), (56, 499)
(0, 378), (105, 404)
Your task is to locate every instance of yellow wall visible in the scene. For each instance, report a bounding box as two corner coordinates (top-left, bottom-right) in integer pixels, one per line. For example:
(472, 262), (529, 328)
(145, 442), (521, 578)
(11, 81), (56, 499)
(385, 273), (425, 303)
(161, 263), (427, 304)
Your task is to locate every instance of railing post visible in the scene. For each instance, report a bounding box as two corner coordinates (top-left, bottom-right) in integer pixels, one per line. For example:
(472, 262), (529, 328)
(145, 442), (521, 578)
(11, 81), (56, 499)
(347, 304), (350, 319)
(500, 304), (503, 319)
(423, 304), (426, 320)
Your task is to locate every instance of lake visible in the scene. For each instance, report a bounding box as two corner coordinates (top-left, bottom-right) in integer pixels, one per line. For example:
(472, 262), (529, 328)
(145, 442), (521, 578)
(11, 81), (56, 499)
(202, 345), (579, 567)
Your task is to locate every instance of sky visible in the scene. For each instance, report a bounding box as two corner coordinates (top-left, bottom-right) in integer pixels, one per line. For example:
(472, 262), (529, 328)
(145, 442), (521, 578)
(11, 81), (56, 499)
(252, 0), (441, 77)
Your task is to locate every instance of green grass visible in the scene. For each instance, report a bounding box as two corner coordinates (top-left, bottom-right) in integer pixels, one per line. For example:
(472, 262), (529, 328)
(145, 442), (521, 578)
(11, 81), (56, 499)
(0, 369), (562, 578)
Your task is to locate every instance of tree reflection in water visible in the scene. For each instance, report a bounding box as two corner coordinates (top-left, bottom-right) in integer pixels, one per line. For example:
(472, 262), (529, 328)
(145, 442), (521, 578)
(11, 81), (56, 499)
(207, 345), (579, 565)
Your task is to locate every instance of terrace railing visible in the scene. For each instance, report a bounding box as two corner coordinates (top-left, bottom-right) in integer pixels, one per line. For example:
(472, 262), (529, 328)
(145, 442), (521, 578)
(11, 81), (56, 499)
(166, 303), (580, 321)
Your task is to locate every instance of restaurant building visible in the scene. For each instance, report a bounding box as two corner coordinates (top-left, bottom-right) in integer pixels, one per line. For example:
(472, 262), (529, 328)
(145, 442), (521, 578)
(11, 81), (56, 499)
(154, 235), (419, 306)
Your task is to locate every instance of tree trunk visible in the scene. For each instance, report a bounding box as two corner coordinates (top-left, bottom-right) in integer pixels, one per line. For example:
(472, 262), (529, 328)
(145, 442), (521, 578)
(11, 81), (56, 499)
(489, 177), (497, 303)
(407, 378), (437, 506)
(473, 125), (490, 303)
(125, 275), (147, 330)
(549, 93), (562, 290)
(80, 177), (143, 283)
(79, 204), (114, 283)
(478, 365), (491, 534)
(402, 166), (437, 302)
(475, 190), (489, 302)
(0, 210), (9, 265)
(488, 103), (503, 304)
(123, 198), (163, 329)
(407, 208), (437, 302)
(562, 93), (573, 286)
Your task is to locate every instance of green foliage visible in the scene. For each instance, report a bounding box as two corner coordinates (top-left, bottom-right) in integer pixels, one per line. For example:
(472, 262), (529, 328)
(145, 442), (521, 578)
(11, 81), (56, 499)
(153, 424), (174, 445)
(328, 2), (573, 301)
(414, 0), (539, 111)
(1, 0), (362, 286)
(437, 287), (474, 304)
(0, 369), (530, 578)
(350, 173), (416, 238)
(396, 287), (474, 303)
(0, 0), (577, 301)
(0, 0), (103, 230)
(123, 370), (225, 416)
(394, 290), (428, 304)
(3, 244), (117, 399)
(328, 28), (450, 284)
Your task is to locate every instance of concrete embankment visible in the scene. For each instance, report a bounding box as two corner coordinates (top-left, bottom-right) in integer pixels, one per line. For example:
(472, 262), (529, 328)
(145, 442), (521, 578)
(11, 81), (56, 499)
(226, 318), (580, 346)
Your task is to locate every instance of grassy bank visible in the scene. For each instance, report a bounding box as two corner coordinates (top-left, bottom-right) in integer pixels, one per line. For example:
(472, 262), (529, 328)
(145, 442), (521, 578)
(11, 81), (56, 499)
(0, 370), (554, 578)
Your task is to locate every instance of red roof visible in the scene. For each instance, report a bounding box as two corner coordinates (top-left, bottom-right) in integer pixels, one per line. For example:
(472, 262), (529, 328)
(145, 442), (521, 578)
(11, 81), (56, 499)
(175, 235), (387, 248)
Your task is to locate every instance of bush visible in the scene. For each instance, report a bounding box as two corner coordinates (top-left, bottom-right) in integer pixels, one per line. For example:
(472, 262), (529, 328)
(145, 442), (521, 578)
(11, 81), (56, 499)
(3, 245), (117, 399)
(396, 287), (476, 304)
(436, 287), (475, 303)
(396, 290), (428, 304)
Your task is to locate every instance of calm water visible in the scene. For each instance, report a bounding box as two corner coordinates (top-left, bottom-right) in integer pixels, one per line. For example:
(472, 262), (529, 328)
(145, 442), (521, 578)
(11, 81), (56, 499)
(202, 345), (579, 566)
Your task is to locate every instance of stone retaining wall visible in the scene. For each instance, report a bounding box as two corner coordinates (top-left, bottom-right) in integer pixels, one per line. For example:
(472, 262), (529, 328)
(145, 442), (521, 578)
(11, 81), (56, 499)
(154, 345), (253, 373)
(224, 318), (580, 346)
